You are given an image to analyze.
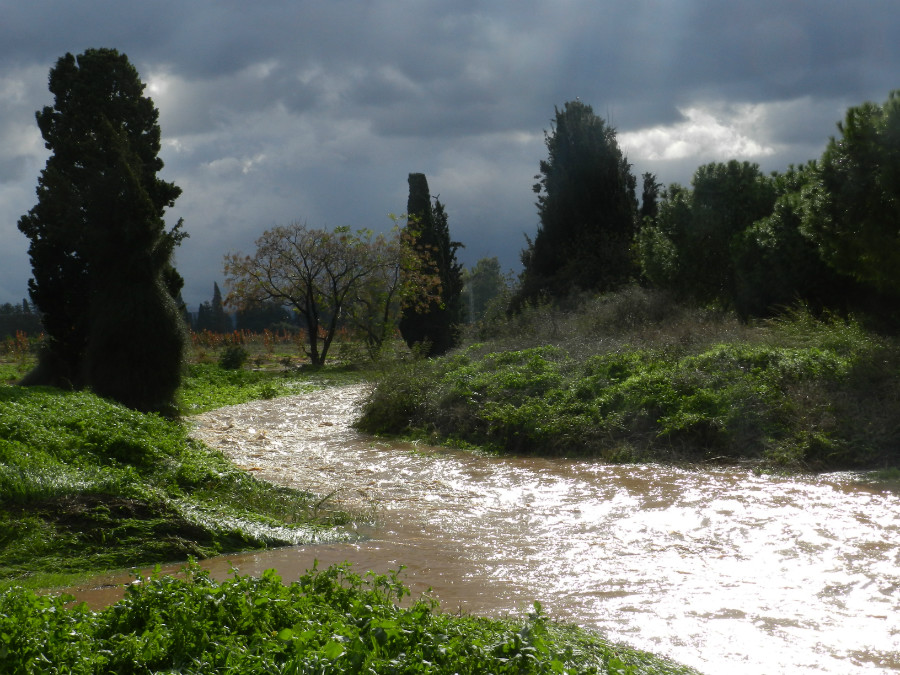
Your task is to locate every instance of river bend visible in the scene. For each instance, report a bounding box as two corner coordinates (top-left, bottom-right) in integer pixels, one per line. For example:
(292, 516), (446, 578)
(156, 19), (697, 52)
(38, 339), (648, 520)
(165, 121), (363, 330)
(77, 385), (900, 674)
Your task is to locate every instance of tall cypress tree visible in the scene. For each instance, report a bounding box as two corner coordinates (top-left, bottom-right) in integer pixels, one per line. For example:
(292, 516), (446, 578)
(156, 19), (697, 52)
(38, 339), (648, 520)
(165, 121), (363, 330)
(517, 100), (637, 305)
(399, 173), (463, 357)
(211, 282), (231, 333)
(639, 172), (662, 225)
(17, 48), (186, 413)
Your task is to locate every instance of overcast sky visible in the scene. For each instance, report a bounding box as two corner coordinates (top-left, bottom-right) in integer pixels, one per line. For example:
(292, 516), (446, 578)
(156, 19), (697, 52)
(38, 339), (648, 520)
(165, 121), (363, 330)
(1, 1), (898, 309)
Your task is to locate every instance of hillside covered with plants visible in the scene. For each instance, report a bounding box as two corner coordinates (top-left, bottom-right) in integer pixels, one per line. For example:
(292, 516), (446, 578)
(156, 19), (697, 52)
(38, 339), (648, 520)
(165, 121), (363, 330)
(359, 288), (900, 470)
(0, 363), (355, 591)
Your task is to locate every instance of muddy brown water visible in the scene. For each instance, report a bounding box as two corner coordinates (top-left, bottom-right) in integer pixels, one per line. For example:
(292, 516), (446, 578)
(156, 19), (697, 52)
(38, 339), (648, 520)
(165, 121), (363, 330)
(67, 385), (900, 674)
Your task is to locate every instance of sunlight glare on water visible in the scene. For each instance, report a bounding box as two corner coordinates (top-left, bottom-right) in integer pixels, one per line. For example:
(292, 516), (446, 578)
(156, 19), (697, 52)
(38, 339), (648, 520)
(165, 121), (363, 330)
(72, 385), (900, 674)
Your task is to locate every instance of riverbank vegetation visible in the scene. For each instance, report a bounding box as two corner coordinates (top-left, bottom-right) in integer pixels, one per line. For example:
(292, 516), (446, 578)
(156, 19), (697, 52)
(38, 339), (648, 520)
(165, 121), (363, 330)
(1, 343), (701, 673)
(3, 58), (896, 672)
(0, 378), (354, 592)
(0, 562), (701, 675)
(355, 92), (900, 473)
(358, 287), (900, 471)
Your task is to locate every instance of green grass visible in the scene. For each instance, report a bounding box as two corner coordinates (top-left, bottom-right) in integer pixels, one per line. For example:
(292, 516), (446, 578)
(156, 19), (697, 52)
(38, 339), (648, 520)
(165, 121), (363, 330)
(180, 360), (372, 414)
(0, 332), (705, 673)
(0, 384), (352, 589)
(0, 561), (703, 674)
(0, 358), (34, 385)
(358, 292), (900, 470)
(179, 362), (318, 412)
(0, 337), (375, 590)
(0, 336), (705, 673)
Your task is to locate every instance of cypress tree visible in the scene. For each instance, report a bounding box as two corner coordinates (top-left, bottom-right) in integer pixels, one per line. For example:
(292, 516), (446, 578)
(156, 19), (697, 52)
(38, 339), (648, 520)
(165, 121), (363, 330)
(399, 173), (464, 356)
(17, 48), (186, 413)
(211, 282), (231, 333)
(639, 172), (662, 224)
(517, 101), (638, 305)
(195, 302), (213, 332)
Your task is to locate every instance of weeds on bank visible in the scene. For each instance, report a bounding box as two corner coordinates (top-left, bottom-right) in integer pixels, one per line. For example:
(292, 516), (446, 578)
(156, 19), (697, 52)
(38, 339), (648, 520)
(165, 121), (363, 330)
(181, 354), (373, 414)
(0, 561), (702, 675)
(0, 353), (35, 384)
(359, 288), (900, 470)
(179, 362), (316, 413)
(0, 386), (351, 588)
(0, 332), (378, 587)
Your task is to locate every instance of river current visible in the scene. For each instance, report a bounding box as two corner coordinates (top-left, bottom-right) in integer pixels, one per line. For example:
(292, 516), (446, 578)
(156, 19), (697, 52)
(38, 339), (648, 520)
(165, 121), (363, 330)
(71, 385), (900, 674)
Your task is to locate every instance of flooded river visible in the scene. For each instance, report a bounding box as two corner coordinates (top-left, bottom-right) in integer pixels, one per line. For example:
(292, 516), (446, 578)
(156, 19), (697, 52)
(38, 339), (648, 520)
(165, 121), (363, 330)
(72, 385), (899, 674)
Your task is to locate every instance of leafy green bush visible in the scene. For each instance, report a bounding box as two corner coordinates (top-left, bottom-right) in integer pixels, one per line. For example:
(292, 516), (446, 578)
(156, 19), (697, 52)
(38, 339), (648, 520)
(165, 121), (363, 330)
(218, 344), (248, 370)
(359, 299), (900, 469)
(0, 562), (702, 674)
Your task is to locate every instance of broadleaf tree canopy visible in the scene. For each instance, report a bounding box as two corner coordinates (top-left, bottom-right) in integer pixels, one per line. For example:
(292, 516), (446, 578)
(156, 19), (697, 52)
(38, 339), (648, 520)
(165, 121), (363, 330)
(801, 90), (900, 296)
(224, 221), (440, 365)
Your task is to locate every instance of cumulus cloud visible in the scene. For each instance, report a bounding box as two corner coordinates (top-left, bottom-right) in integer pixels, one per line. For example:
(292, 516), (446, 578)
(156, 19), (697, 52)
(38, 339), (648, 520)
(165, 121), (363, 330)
(620, 104), (777, 163)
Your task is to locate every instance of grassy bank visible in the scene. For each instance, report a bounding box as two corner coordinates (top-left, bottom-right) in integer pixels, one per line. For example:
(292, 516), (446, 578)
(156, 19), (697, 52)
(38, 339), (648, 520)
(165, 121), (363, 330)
(358, 288), (900, 470)
(0, 561), (701, 675)
(179, 361), (366, 413)
(0, 361), (360, 590)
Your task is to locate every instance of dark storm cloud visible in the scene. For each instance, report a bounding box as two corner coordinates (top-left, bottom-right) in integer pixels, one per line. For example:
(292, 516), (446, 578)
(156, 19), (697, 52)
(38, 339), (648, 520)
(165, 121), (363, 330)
(674, 1), (899, 103)
(1, 0), (898, 308)
(0, 1), (180, 68)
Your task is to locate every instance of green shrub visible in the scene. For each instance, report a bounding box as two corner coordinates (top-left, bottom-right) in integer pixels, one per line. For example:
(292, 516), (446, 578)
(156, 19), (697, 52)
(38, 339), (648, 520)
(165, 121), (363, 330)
(0, 562), (702, 674)
(359, 295), (900, 469)
(218, 345), (248, 370)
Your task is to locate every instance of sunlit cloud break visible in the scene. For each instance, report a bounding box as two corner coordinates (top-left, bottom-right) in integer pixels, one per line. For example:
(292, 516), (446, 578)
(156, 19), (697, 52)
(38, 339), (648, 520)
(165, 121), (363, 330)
(620, 104), (777, 162)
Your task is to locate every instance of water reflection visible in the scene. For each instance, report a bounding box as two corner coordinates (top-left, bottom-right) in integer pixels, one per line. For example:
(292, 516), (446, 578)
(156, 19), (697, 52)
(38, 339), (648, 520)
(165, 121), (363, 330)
(69, 385), (900, 674)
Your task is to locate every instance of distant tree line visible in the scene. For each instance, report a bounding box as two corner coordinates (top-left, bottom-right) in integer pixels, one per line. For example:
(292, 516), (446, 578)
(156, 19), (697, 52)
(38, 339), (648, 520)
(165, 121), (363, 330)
(515, 93), (900, 326)
(462, 257), (513, 324)
(13, 44), (899, 401)
(193, 91), (900, 350)
(0, 300), (41, 339)
(187, 283), (299, 334)
(192, 282), (233, 333)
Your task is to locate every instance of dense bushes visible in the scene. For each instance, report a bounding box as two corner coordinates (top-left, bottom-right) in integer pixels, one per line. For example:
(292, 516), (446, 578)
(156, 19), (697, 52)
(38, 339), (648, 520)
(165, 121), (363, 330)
(0, 562), (700, 674)
(358, 289), (900, 469)
(218, 344), (249, 370)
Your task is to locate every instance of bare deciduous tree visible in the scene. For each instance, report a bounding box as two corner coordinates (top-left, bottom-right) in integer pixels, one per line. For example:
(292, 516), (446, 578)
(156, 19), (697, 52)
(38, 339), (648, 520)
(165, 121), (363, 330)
(224, 220), (439, 365)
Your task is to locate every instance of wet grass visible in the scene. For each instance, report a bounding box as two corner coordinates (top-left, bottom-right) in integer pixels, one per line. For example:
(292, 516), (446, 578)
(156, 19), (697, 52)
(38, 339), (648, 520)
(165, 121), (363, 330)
(180, 354), (372, 414)
(0, 334), (376, 591)
(0, 384), (354, 590)
(358, 288), (900, 471)
(179, 362), (320, 412)
(0, 357), (34, 385)
(0, 561), (703, 674)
